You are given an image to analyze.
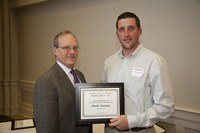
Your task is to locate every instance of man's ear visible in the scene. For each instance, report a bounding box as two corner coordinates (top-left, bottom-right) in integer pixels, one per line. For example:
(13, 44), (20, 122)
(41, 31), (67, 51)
(116, 31), (119, 39)
(138, 27), (142, 36)
(52, 47), (57, 56)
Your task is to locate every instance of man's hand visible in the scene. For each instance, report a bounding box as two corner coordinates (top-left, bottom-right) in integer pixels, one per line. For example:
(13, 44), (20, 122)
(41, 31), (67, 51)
(108, 115), (129, 131)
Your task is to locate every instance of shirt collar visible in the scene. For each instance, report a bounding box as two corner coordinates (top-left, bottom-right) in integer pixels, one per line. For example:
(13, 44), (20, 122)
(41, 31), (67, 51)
(56, 60), (74, 75)
(118, 43), (144, 58)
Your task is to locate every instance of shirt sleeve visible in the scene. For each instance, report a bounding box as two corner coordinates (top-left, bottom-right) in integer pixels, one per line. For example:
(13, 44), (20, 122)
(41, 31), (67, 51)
(101, 62), (108, 83)
(127, 57), (174, 128)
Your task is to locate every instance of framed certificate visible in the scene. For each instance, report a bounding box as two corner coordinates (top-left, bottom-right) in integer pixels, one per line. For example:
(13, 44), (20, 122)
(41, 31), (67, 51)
(75, 83), (124, 125)
(11, 118), (35, 130)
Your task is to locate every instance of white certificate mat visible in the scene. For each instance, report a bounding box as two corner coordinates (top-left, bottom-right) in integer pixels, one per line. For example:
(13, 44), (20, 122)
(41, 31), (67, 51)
(12, 119), (35, 130)
(81, 88), (119, 119)
(75, 83), (124, 125)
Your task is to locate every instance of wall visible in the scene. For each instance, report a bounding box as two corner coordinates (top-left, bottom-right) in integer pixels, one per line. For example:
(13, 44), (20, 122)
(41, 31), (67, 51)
(1, 0), (200, 132)
(17, 0), (200, 113)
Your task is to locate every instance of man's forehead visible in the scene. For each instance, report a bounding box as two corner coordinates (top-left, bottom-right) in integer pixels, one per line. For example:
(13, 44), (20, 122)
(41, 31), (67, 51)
(118, 18), (136, 26)
(58, 34), (78, 44)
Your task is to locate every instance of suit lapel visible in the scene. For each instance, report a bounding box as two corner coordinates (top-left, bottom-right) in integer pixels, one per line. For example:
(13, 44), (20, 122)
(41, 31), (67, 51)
(54, 63), (75, 93)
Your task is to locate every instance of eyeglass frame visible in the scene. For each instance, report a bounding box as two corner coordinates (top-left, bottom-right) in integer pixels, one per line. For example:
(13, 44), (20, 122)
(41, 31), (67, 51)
(58, 45), (81, 52)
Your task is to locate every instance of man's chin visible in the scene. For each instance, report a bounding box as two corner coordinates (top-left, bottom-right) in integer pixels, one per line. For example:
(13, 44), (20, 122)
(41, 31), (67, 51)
(122, 45), (133, 50)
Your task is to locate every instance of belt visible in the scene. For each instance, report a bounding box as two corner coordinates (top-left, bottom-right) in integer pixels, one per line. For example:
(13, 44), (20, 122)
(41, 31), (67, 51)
(122, 126), (153, 132)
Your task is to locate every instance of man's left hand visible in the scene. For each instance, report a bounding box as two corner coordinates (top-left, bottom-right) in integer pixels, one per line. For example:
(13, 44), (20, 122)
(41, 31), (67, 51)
(108, 115), (129, 131)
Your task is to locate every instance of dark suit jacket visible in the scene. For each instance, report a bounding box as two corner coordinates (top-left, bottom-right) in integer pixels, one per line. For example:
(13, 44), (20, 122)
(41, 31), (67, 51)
(33, 63), (91, 133)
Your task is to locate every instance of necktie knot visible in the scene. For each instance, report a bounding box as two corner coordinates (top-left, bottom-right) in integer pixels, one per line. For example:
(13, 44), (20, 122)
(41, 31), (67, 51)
(70, 69), (80, 84)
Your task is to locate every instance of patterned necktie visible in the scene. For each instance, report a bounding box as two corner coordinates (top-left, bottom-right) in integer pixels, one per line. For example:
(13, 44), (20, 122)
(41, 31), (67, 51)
(70, 69), (80, 84)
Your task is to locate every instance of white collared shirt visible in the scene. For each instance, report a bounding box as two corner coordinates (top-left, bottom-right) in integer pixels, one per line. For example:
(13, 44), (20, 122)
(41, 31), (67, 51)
(56, 60), (77, 86)
(101, 44), (174, 128)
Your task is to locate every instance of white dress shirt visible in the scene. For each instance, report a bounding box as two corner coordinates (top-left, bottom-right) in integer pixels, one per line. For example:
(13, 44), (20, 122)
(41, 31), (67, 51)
(101, 44), (174, 130)
(56, 60), (78, 86)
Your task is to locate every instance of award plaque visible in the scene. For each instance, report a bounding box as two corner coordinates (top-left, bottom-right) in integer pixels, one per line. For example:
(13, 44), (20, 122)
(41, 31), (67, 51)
(75, 83), (124, 125)
(11, 118), (35, 130)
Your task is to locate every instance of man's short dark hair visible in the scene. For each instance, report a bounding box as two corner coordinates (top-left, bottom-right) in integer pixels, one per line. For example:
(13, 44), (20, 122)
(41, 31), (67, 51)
(116, 12), (141, 30)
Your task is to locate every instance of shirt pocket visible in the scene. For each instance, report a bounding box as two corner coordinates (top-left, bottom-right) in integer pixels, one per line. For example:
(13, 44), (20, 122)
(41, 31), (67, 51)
(125, 73), (146, 98)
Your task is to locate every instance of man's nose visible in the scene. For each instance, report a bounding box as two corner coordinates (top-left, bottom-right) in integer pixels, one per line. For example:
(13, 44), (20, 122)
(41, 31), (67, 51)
(124, 29), (130, 37)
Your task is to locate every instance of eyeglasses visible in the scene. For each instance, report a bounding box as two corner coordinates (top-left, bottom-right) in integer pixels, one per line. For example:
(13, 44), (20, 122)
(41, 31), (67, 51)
(58, 46), (80, 52)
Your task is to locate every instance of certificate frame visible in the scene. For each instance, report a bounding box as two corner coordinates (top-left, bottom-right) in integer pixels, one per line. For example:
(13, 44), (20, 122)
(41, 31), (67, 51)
(11, 118), (35, 130)
(75, 83), (124, 125)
